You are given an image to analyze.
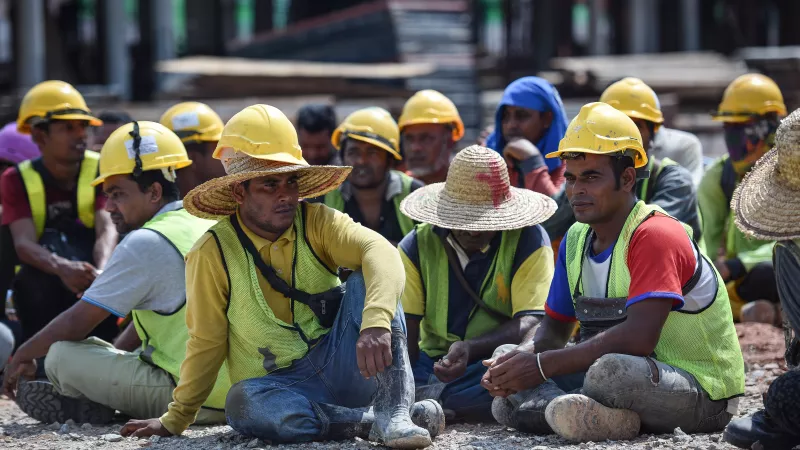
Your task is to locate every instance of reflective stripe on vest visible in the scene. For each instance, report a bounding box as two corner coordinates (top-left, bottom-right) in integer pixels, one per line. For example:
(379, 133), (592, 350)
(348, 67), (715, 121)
(564, 201), (745, 400)
(211, 203), (341, 384)
(416, 223), (518, 357)
(324, 170), (416, 235)
(17, 151), (99, 238)
(131, 208), (230, 409)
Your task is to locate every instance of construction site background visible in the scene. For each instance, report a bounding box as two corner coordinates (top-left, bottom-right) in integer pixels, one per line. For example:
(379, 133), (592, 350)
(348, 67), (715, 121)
(3, 0), (800, 158)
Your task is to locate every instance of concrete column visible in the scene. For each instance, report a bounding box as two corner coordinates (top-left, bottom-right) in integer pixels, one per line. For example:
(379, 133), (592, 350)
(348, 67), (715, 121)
(16, 0), (45, 88)
(152, 0), (175, 62)
(588, 0), (610, 55)
(681, 0), (700, 51)
(629, 0), (659, 53)
(104, 0), (131, 100)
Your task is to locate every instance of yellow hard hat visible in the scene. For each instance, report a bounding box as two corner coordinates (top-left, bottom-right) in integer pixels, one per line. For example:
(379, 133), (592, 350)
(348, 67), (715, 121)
(398, 90), (465, 141)
(17, 80), (102, 134)
(212, 104), (306, 166)
(92, 121), (192, 186)
(159, 102), (224, 144)
(713, 73), (787, 123)
(331, 107), (401, 160)
(546, 102), (647, 168)
(600, 77), (664, 125)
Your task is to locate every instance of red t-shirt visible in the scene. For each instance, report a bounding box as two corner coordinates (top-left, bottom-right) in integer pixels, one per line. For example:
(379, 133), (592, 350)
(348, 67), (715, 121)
(0, 164), (106, 228)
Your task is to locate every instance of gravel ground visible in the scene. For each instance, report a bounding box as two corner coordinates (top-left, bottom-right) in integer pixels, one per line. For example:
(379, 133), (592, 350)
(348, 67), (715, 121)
(0, 323), (787, 450)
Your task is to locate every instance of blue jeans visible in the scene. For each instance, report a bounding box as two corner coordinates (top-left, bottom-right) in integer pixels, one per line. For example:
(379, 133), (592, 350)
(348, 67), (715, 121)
(225, 272), (407, 442)
(413, 352), (494, 420)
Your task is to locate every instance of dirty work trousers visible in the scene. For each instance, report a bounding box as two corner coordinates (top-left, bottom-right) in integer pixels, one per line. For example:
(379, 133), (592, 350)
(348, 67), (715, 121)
(498, 347), (735, 434)
(225, 271), (408, 443)
(413, 352), (493, 420)
(45, 337), (225, 424)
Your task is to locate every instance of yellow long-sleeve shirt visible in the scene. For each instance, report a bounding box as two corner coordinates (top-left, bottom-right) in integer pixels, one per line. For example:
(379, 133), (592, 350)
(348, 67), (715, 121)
(159, 202), (404, 435)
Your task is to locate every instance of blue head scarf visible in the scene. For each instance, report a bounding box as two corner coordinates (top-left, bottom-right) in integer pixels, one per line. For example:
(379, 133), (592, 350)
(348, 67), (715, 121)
(486, 76), (568, 172)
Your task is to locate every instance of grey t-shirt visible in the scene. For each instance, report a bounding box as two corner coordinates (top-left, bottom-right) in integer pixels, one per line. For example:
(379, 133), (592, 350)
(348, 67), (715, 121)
(652, 127), (704, 186)
(81, 201), (187, 317)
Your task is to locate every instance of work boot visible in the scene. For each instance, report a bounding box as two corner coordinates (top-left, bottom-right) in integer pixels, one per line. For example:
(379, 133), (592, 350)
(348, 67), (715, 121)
(369, 327), (434, 449)
(492, 379), (565, 434)
(314, 400), (445, 442)
(16, 379), (115, 425)
(545, 394), (640, 442)
(724, 410), (800, 450)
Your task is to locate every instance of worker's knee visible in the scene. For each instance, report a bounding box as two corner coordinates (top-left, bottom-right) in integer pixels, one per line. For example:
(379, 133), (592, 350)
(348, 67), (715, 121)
(583, 354), (644, 405)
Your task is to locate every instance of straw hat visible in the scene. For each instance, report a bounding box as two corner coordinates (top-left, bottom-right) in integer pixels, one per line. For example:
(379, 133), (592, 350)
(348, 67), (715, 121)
(400, 145), (557, 231)
(183, 104), (351, 220)
(733, 107), (800, 240)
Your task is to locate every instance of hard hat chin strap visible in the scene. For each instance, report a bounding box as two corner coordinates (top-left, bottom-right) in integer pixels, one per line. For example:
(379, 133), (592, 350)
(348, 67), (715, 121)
(129, 121), (144, 178)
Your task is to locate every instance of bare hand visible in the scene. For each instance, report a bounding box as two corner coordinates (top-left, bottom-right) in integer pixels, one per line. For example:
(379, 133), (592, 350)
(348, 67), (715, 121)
(120, 418), (173, 438)
(502, 138), (542, 167)
(356, 327), (392, 379)
(2, 357), (37, 400)
(434, 341), (470, 383)
(714, 257), (731, 282)
(481, 350), (543, 397)
(58, 261), (98, 293)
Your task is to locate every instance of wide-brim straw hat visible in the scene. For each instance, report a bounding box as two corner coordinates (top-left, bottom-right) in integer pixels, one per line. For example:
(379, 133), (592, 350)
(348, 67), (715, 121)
(733, 107), (800, 240)
(184, 153), (351, 220)
(400, 145), (557, 231)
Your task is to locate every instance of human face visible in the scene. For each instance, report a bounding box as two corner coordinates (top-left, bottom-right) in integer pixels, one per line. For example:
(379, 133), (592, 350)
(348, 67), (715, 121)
(34, 120), (89, 164)
(342, 139), (391, 189)
(103, 174), (164, 234)
(187, 141), (227, 182)
(90, 123), (125, 152)
(631, 118), (652, 153)
(723, 118), (775, 175)
(233, 173), (300, 238)
(298, 128), (333, 165)
(401, 123), (452, 177)
(564, 154), (636, 225)
(501, 106), (553, 144)
(451, 230), (497, 254)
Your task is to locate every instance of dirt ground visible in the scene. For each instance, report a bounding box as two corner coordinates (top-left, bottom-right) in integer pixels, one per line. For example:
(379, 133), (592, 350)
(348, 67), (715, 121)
(0, 323), (788, 450)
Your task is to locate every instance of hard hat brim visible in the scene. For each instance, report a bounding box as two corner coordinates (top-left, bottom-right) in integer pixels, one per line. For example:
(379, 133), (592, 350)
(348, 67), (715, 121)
(16, 113), (103, 134)
(346, 134), (402, 160)
(618, 109), (664, 125)
(545, 148), (649, 169)
(90, 160), (193, 187)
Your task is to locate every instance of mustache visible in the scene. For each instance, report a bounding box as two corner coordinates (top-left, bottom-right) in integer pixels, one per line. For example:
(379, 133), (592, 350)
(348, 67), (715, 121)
(352, 166), (374, 177)
(273, 203), (296, 213)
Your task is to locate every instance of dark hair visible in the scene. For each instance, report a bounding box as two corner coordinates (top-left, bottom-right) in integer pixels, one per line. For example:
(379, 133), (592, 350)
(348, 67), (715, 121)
(97, 111), (133, 124)
(609, 155), (635, 189)
(297, 104), (336, 134)
(184, 141), (211, 154)
(133, 169), (180, 202)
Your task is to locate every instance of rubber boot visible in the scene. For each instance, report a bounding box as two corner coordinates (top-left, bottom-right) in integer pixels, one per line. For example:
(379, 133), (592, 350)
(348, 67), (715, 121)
(315, 400), (446, 442)
(492, 379), (565, 434)
(724, 410), (800, 450)
(369, 327), (435, 449)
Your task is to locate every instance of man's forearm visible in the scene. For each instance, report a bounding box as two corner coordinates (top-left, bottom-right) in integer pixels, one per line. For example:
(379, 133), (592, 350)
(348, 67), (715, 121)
(465, 315), (540, 361)
(14, 306), (103, 362)
(93, 236), (115, 270)
(114, 322), (141, 351)
(16, 240), (69, 276)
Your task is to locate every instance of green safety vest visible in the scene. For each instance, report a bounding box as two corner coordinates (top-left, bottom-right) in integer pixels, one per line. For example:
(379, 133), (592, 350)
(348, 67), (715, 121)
(132, 208), (230, 410)
(209, 203), (342, 384)
(323, 170), (416, 236)
(415, 223), (520, 357)
(564, 201), (744, 401)
(17, 151), (99, 238)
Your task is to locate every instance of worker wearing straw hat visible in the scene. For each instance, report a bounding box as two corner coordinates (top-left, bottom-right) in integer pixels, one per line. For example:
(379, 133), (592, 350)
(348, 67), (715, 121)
(483, 103), (743, 443)
(724, 107), (800, 449)
(699, 73), (787, 324)
(121, 105), (444, 449)
(398, 90), (464, 185)
(159, 101), (228, 196)
(2, 121), (229, 426)
(397, 145), (556, 421)
(324, 107), (423, 245)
